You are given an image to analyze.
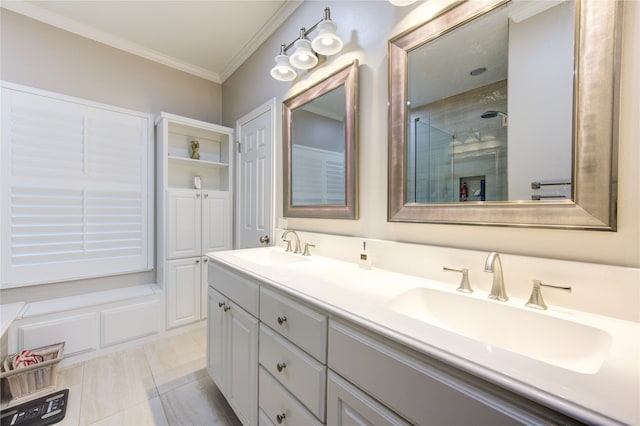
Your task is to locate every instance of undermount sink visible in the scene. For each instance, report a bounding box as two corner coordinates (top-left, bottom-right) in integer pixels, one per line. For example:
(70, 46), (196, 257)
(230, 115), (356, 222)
(231, 249), (309, 266)
(387, 287), (612, 374)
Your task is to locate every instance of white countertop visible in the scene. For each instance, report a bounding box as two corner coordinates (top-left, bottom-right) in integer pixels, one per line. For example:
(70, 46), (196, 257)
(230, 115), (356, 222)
(208, 247), (639, 425)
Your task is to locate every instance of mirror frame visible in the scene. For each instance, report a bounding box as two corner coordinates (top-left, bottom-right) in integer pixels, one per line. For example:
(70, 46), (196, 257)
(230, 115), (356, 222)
(388, 0), (622, 230)
(283, 60), (359, 219)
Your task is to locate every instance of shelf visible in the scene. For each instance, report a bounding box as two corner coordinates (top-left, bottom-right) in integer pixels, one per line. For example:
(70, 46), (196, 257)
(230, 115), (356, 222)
(168, 155), (229, 168)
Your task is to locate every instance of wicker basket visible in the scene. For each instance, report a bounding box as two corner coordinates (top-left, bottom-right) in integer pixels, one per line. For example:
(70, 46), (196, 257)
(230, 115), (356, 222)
(0, 342), (65, 403)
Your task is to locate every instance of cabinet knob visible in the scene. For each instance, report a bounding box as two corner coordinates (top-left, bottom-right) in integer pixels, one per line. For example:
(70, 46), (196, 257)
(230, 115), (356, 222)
(276, 362), (286, 372)
(277, 315), (287, 325)
(204, 258), (208, 263)
(223, 305), (231, 312)
(204, 193), (209, 198)
(276, 413), (286, 424)
(259, 235), (270, 244)
(196, 193), (201, 198)
(218, 302), (226, 308)
(196, 259), (200, 263)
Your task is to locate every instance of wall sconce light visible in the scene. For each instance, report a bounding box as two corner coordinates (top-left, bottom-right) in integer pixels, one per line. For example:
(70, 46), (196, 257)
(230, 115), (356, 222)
(270, 7), (344, 81)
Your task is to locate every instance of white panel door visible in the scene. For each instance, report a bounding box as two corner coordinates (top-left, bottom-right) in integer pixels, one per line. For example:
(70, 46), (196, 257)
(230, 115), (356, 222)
(227, 301), (259, 426)
(166, 257), (201, 328)
(202, 190), (231, 253)
(167, 190), (201, 259)
(236, 101), (274, 249)
(19, 313), (99, 357)
(207, 287), (227, 392)
(200, 257), (209, 320)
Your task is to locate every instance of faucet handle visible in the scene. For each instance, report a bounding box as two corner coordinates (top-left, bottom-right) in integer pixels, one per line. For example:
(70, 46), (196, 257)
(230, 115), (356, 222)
(302, 243), (315, 256)
(283, 239), (292, 252)
(443, 267), (473, 293)
(526, 280), (572, 310)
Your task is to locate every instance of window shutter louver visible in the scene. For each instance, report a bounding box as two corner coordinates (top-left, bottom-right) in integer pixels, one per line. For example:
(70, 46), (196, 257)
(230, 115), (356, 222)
(1, 84), (153, 287)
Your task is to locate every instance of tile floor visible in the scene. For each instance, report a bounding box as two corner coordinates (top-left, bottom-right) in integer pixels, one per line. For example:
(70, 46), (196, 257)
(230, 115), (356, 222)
(3, 326), (242, 426)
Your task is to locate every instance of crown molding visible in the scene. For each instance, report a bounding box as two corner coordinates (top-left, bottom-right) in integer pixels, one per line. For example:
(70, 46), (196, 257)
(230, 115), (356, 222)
(220, 0), (303, 82)
(1, 1), (301, 84)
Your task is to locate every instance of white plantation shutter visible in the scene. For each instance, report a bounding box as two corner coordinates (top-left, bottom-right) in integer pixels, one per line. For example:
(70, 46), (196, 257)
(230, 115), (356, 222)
(291, 145), (345, 205)
(1, 83), (153, 287)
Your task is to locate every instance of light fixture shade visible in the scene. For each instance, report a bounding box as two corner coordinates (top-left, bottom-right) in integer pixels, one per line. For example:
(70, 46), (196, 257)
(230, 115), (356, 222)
(270, 54), (297, 81)
(389, 0), (418, 5)
(289, 38), (318, 70)
(311, 20), (343, 56)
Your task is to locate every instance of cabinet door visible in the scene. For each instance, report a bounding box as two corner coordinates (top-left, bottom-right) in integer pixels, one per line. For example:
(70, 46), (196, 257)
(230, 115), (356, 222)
(202, 190), (232, 253)
(227, 301), (259, 426)
(327, 371), (410, 426)
(166, 258), (201, 328)
(200, 257), (209, 320)
(207, 287), (227, 392)
(167, 190), (202, 259)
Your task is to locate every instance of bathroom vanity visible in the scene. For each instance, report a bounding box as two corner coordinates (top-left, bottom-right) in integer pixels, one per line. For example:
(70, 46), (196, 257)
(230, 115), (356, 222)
(206, 246), (639, 425)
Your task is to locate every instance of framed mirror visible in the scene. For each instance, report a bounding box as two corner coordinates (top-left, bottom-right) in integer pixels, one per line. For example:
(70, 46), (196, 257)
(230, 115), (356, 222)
(284, 60), (359, 219)
(388, 0), (621, 229)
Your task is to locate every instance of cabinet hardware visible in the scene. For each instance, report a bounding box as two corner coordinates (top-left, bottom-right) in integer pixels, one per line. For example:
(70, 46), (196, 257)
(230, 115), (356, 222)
(259, 235), (270, 244)
(196, 259), (200, 263)
(223, 305), (231, 312)
(276, 413), (286, 424)
(276, 362), (286, 372)
(218, 302), (226, 308)
(204, 258), (208, 263)
(277, 315), (287, 325)
(196, 193), (201, 198)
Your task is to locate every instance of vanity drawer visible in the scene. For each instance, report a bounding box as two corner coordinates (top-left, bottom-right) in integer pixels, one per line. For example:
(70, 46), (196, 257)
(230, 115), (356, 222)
(259, 324), (326, 421)
(259, 367), (322, 426)
(208, 260), (259, 317)
(260, 287), (327, 362)
(328, 320), (521, 425)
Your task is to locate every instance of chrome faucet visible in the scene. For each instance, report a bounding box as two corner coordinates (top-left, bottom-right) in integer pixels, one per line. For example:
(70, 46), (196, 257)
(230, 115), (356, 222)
(281, 230), (301, 254)
(484, 252), (508, 301)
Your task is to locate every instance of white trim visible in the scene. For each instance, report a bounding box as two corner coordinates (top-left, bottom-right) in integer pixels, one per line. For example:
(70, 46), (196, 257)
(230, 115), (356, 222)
(1, 1), (303, 84)
(235, 98), (277, 248)
(220, 1), (303, 82)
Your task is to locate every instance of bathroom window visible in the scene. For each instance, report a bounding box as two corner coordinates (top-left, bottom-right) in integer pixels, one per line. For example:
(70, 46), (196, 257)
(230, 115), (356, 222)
(1, 83), (153, 288)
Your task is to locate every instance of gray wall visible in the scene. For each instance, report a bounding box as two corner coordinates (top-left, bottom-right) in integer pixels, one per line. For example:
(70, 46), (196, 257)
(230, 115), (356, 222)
(222, 0), (640, 268)
(1, 9), (222, 123)
(0, 9), (223, 302)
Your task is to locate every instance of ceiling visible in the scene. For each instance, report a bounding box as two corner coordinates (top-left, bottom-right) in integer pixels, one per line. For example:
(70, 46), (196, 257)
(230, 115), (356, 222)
(1, 0), (302, 83)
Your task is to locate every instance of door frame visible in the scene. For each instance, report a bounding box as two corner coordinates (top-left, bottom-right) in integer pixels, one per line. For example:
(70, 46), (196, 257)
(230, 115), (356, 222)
(235, 98), (277, 249)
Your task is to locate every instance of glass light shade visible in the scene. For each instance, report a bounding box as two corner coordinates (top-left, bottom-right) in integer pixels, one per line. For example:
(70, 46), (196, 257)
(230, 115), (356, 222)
(311, 20), (343, 56)
(289, 38), (318, 70)
(270, 54), (297, 81)
(389, 0), (418, 5)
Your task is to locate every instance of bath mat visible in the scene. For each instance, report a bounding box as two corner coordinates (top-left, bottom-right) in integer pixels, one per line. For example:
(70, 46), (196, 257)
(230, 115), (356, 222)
(0, 389), (68, 426)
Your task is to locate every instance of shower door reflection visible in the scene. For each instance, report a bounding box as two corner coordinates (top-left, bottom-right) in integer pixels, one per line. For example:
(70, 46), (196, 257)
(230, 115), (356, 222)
(407, 116), (453, 203)
(407, 114), (508, 203)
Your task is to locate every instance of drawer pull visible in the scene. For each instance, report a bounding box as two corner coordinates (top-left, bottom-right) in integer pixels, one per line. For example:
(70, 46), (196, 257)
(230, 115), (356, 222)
(276, 362), (286, 372)
(223, 305), (231, 312)
(276, 413), (286, 424)
(277, 315), (287, 325)
(218, 302), (226, 308)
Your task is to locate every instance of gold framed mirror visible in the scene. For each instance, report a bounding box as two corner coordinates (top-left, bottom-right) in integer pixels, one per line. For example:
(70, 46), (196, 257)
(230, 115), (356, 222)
(283, 60), (359, 219)
(388, 0), (621, 229)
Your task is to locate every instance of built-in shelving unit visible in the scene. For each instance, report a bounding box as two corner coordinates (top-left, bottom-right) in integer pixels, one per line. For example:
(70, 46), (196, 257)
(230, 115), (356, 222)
(156, 112), (234, 329)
